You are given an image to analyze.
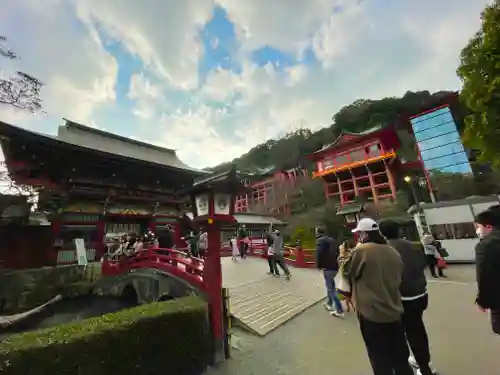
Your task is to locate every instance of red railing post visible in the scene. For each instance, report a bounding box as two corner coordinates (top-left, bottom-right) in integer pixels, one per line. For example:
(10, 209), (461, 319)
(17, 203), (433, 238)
(170, 249), (178, 268)
(204, 224), (224, 361)
(295, 245), (305, 267)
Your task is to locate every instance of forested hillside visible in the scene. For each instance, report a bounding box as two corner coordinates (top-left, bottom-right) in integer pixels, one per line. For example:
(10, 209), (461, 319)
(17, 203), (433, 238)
(211, 90), (459, 173)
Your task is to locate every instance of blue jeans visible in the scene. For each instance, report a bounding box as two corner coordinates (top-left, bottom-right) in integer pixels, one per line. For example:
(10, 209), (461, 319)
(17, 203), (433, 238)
(323, 270), (344, 313)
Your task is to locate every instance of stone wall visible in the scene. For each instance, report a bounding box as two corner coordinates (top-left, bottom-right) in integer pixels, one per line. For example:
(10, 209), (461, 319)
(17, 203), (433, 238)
(0, 263), (101, 314)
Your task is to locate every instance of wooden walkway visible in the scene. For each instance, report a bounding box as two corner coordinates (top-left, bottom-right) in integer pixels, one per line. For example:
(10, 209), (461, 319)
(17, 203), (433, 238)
(222, 257), (325, 336)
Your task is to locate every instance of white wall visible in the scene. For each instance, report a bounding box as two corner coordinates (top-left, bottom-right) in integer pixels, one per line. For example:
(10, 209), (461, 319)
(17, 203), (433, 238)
(440, 239), (478, 262)
(424, 205), (474, 225)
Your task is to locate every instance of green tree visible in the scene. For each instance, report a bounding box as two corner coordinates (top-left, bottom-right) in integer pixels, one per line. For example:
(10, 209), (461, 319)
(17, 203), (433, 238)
(457, 1), (500, 167)
(0, 36), (43, 112)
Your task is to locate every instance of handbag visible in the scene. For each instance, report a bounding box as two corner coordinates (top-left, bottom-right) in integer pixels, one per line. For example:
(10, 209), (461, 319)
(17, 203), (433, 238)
(437, 247), (449, 258)
(437, 257), (447, 269)
(335, 271), (350, 294)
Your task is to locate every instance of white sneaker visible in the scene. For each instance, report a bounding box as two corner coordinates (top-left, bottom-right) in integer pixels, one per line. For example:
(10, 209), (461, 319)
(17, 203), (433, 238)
(330, 310), (344, 318)
(409, 356), (418, 368)
(416, 370), (438, 375)
(409, 356), (437, 375)
(324, 302), (333, 311)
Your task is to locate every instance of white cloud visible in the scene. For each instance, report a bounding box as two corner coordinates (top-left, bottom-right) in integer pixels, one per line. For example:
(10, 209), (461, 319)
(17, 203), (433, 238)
(128, 74), (163, 120)
(0, 0), (493, 170)
(75, 0), (214, 90)
(217, 0), (353, 56)
(311, 4), (369, 68)
(0, 0), (117, 126)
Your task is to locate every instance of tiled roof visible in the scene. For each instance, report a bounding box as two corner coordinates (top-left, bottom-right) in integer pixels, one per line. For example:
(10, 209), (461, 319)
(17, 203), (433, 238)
(313, 125), (384, 154)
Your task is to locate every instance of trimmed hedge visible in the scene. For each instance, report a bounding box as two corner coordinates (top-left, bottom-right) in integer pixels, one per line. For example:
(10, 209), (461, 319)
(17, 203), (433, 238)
(0, 296), (211, 375)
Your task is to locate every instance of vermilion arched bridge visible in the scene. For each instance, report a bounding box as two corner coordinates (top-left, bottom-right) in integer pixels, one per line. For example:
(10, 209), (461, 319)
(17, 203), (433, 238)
(102, 242), (325, 336)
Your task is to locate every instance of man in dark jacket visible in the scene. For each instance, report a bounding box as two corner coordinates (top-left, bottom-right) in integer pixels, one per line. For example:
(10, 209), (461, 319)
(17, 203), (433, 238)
(157, 226), (174, 249)
(474, 205), (500, 335)
(315, 227), (343, 317)
(379, 220), (437, 375)
(238, 225), (249, 259)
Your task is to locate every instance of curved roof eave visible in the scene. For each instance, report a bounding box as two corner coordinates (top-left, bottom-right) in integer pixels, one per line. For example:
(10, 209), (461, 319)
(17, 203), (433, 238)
(0, 121), (208, 176)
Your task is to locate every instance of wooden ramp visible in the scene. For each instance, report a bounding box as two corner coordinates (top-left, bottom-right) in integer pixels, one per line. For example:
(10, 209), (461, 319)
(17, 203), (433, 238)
(222, 257), (325, 336)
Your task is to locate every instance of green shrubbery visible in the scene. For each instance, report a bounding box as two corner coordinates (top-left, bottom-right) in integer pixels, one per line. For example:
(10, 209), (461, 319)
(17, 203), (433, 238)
(0, 296), (211, 375)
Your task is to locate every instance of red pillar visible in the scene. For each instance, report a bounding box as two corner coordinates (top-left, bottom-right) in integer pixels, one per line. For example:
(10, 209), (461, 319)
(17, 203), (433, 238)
(96, 218), (106, 259)
(50, 218), (62, 265)
(204, 223), (224, 361)
(295, 245), (304, 267)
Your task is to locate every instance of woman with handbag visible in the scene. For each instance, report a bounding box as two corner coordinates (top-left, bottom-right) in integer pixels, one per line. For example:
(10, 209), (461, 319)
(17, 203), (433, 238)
(421, 234), (446, 278)
(336, 241), (354, 312)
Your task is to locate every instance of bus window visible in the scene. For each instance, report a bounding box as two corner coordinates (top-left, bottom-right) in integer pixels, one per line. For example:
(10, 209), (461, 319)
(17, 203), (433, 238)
(430, 222), (476, 240)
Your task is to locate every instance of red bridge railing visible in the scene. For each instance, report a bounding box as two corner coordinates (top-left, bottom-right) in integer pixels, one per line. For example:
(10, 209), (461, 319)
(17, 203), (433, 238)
(101, 247), (206, 291)
(219, 241), (316, 268)
(102, 243), (316, 281)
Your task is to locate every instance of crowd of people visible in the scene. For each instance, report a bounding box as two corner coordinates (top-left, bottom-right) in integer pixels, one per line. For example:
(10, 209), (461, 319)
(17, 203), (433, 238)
(103, 206), (500, 375)
(312, 204), (500, 375)
(104, 225), (214, 261)
(105, 230), (153, 256)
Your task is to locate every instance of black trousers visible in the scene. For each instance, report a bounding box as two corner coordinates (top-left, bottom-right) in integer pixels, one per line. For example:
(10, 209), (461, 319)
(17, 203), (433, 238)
(239, 242), (248, 258)
(267, 255), (278, 275)
(426, 255), (444, 277)
(358, 314), (414, 375)
(491, 309), (500, 335)
(402, 295), (434, 375)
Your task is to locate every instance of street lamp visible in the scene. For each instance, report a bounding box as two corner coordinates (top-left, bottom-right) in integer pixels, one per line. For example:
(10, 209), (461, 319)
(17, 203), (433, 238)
(403, 175), (420, 210)
(183, 165), (246, 363)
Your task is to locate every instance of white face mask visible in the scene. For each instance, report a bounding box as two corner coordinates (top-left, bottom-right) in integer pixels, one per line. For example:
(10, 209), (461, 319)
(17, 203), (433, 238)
(357, 232), (367, 243)
(476, 225), (488, 238)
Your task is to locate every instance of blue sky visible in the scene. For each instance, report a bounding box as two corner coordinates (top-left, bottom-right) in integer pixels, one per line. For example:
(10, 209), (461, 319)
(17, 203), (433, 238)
(0, 0), (491, 168)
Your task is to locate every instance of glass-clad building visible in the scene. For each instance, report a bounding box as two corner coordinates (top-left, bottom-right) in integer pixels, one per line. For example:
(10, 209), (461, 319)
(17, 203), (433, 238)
(410, 106), (472, 174)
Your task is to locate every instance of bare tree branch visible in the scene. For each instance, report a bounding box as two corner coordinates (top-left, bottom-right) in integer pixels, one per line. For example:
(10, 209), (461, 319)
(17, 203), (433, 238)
(0, 36), (17, 60)
(0, 36), (43, 112)
(0, 161), (37, 198)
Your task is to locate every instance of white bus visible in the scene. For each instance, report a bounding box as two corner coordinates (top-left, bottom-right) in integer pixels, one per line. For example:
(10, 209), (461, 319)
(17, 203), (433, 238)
(409, 195), (500, 263)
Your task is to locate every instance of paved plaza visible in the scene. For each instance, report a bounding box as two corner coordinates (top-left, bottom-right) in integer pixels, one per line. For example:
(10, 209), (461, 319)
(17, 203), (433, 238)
(212, 263), (499, 375)
(222, 257), (325, 335)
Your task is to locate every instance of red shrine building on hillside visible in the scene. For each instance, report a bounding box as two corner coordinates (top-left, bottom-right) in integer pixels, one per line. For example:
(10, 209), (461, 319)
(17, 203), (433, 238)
(308, 125), (403, 205)
(234, 166), (308, 215)
(0, 119), (206, 265)
(308, 91), (471, 222)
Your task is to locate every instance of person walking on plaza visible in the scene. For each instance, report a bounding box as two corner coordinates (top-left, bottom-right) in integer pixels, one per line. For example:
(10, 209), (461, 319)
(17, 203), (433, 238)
(198, 230), (208, 258)
(350, 218), (414, 375)
(315, 226), (343, 317)
(271, 229), (291, 280)
(474, 205), (500, 335)
(238, 225), (249, 259)
(230, 234), (239, 261)
(379, 220), (437, 375)
(421, 233), (445, 278)
(265, 229), (279, 276)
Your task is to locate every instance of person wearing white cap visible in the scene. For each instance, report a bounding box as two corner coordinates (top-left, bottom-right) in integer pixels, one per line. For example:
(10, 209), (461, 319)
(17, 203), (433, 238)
(349, 218), (414, 375)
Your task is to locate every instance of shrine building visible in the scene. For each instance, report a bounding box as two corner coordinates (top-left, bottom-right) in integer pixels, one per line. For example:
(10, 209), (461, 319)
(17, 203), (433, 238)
(234, 165), (308, 215)
(0, 119), (207, 264)
(308, 125), (403, 205)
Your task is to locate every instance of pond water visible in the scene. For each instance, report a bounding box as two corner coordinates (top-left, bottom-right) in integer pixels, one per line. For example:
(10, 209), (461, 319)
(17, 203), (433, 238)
(0, 295), (136, 339)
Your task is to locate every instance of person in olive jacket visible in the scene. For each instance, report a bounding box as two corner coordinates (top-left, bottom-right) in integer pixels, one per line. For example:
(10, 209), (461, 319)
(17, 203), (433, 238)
(474, 205), (500, 335)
